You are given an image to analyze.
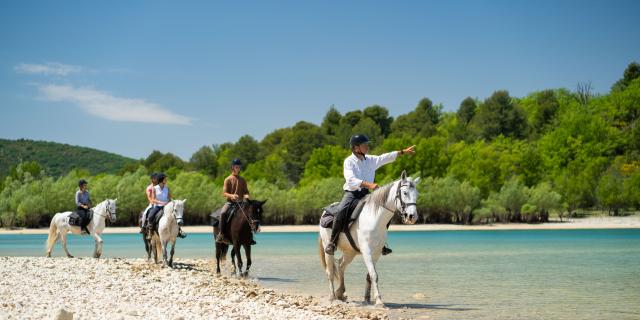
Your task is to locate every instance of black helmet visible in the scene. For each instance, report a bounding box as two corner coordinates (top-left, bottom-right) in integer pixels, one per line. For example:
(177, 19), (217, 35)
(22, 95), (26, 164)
(231, 158), (242, 167)
(349, 134), (370, 148)
(78, 179), (88, 187)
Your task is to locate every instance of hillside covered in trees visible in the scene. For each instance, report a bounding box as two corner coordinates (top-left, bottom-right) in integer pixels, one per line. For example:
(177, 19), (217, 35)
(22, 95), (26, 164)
(1, 62), (639, 228)
(0, 139), (137, 177)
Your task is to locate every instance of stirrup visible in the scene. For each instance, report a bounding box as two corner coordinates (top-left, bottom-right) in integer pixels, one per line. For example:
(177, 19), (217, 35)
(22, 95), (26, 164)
(382, 246), (392, 255)
(250, 239), (256, 245)
(324, 243), (336, 255)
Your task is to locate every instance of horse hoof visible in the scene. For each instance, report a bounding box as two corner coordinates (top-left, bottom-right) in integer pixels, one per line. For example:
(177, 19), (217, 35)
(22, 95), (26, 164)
(375, 302), (385, 308)
(46, 253), (51, 258)
(67, 255), (74, 258)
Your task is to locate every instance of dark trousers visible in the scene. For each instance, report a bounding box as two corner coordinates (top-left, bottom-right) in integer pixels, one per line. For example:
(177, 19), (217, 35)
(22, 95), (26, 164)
(218, 202), (233, 237)
(147, 206), (164, 227)
(329, 189), (368, 245)
(76, 206), (91, 232)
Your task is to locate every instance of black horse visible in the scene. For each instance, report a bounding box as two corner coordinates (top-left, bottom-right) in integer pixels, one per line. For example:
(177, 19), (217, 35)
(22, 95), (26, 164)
(214, 199), (266, 276)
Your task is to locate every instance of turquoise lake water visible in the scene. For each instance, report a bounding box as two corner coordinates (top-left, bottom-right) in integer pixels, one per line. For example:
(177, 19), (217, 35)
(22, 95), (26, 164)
(1, 229), (639, 319)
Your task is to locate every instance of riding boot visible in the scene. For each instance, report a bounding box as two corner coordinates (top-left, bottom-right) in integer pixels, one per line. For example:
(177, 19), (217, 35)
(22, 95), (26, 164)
(325, 224), (341, 255)
(178, 227), (187, 238)
(216, 211), (231, 244)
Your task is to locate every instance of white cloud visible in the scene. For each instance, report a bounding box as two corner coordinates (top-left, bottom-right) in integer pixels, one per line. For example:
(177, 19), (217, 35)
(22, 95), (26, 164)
(15, 62), (84, 76)
(38, 84), (193, 125)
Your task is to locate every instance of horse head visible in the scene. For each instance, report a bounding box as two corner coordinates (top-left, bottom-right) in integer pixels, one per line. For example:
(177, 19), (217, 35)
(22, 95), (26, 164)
(172, 199), (187, 226)
(396, 171), (419, 225)
(248, 199), (267, 232)
(105, 198), (117, 223)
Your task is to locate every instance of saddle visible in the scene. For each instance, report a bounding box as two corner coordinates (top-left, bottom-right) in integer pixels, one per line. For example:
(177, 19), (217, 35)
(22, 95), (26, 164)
(68, 210), (93, 227)
(320, 196), (368, 229)
(209, 204), (238, 227)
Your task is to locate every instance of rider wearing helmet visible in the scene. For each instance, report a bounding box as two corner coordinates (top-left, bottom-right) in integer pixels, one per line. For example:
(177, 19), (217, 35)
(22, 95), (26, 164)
(215, 158), (256, 245)
(75, 179), (93, 234)
(324, 134), (415, 255)
(145, 173), (187, 239)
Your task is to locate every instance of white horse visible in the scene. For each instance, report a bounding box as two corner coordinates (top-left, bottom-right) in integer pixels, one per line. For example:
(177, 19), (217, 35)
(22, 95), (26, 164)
(319, 171), (419, 307)
(46, 199), (117, 258)
(145, 200), (186, 267)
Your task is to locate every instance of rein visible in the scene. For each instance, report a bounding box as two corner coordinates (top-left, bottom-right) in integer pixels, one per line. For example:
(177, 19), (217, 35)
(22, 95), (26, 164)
(236, 201), (258, 231)
(380, 181), (417, 217)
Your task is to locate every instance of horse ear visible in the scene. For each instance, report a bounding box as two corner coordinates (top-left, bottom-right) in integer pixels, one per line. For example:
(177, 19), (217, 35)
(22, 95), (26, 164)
(401, 170), (407, 181)
(414, 177), (421, 184)
(114, 198), (118, 202)
(183, 198), (187, 202)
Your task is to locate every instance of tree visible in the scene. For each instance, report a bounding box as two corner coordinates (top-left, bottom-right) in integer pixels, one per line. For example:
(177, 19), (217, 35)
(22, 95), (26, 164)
(611, 62), (640, 92)
(189, 145), (217, 176)
(321, 106), (342, 138)
(299, 145), (349, 186)
(470, 90), (527, 140)
(363, 105), (393, 137)
(391, 98), (441, 138)
(457, 97), (477, 125)
(526, 182), (562, 222)
(281, 121), (326, 183)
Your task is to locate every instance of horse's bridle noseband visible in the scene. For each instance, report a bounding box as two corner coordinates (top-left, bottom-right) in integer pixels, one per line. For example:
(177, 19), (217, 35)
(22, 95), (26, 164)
(94, 200), (116, 222)
(395, 181), (417, 217)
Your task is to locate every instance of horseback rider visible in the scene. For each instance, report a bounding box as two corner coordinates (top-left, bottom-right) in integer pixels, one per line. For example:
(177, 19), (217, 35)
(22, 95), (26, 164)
(140, 172), (159, 233)
(75, 179), (92, 234)
(145, 173), (187, 239)
(324, 134), (415, 256)
(215, 158), (256, 245)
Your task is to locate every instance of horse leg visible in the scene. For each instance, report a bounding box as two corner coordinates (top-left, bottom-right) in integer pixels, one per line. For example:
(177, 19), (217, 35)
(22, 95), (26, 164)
(336, 253), (355, 301)
(242, 244), (251, 277)
(324, 252), (338, 301)
(161, 239), (169, 267)
(364, 274), (372, 304)
(362, 251), (384, 307)
(230, 247), (237, 275)
(168, 240), (176, 268)
(233, 242), (243, 277)
(46, 231), (59, 258)
(143, 234), (151, 261)
(91, 233), (104, 258)
(61, 233), (73, 258)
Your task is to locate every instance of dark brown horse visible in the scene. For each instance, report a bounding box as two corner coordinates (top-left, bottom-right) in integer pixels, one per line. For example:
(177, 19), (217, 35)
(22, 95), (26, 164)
(214, 199), (266, 276)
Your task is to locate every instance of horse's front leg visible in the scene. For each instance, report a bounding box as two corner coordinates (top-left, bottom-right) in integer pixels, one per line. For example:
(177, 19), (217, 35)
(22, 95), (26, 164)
(233, 242), (243, 277)
(91, 233), (104, 258)
(336, 253), (355, 301)
(242, 244), (251, 277)
(168, 240), (176, 268)
(364, 274), (372, 304)
(362, 250), (383, 307)
(60, 233), (73, 258)
(161, 239), (169, 267)
(230, 247), (237, 275)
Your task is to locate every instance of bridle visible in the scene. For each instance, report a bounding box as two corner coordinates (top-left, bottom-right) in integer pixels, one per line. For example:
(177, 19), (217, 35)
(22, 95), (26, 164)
(381, 180), (417, 220)
(93, 200), (116, 223)
(236, 201), (259, 232)
(166, 201), (184, 225)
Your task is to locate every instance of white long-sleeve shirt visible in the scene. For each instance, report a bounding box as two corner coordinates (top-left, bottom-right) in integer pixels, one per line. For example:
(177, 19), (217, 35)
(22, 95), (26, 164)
(343, 151), (399, 191)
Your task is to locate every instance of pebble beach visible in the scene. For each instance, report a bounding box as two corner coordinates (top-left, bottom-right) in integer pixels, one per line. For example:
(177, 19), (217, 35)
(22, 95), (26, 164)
(0, 257), (388, 320)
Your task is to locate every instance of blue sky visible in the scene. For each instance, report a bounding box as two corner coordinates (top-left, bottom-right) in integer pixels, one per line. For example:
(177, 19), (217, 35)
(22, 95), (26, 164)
(1, 1), (639, 160)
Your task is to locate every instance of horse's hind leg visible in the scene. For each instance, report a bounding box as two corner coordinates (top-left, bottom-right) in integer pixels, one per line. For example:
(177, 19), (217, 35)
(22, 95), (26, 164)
(336, 253), (355, 301)
(324, 253), (337, 301)
(46, 233), (58, 258)
(230, 248), (237, 275)
(60, 233), (73, 258)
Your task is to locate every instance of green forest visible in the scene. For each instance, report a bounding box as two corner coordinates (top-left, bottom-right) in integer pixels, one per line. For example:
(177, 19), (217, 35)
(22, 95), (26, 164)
(1, 63), (639, 228)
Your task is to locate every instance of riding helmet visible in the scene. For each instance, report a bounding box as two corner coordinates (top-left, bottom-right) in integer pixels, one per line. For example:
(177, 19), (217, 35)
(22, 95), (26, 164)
(231, 158), (242, 167)
(349, 134), (370, 148)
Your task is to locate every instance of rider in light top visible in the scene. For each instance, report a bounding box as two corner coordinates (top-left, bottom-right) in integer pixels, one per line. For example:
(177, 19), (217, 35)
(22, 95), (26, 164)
(140, 172), (159, 233)
(324, 134), (415, 256)
(145, 173), (186, 239)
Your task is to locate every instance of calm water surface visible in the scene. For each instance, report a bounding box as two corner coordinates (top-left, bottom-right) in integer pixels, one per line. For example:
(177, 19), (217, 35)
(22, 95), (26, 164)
(1, 229), (639, 319)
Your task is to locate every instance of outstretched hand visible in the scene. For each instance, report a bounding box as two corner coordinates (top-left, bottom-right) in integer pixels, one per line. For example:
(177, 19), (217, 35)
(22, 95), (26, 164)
(403, 145), (416, 155)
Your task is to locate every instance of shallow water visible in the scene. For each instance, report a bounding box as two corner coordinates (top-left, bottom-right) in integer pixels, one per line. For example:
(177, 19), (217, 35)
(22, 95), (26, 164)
(1, 229), (639, 319)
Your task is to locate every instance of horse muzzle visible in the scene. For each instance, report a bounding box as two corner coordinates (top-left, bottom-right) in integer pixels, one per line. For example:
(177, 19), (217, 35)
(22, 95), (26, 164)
(177, 219), (184, 226)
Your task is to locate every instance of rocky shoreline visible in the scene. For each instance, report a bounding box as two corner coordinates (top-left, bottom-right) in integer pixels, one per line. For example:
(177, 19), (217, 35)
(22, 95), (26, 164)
(0, 257), (388, 320)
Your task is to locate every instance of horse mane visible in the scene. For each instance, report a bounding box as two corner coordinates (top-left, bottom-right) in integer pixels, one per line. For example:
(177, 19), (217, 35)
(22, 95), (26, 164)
(365, 180), (397, 209)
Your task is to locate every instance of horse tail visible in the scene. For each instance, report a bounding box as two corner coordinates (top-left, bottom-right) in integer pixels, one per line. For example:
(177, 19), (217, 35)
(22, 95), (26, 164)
(318, 235), (327, 270)
(45, 215), (58, 253)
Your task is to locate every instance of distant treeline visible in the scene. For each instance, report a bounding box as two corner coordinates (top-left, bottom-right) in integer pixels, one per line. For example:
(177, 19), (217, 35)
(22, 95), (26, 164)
(1, 62), (639, 228)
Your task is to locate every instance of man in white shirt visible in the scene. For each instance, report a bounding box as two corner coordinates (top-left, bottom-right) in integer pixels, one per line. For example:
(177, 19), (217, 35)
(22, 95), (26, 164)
(324, 134), (415, 255)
